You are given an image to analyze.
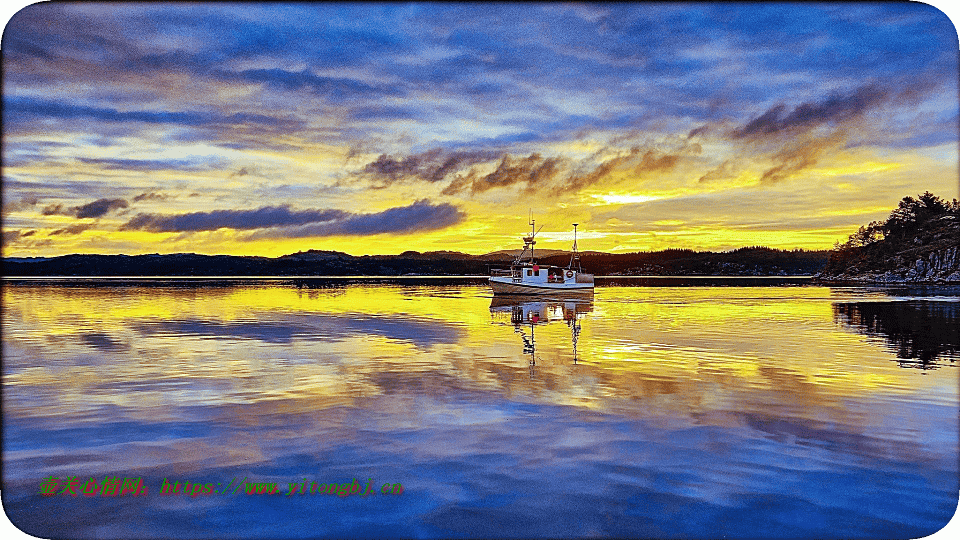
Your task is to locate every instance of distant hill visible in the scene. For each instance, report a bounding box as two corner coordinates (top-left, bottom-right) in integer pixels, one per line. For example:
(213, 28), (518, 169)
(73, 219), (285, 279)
(818, 192), (960, 283)
(3, 246), (828, 277)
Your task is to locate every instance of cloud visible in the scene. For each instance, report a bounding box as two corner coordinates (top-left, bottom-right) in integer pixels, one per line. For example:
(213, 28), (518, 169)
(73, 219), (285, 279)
(349, 104), (425, 122)
(370, 144), (691, 197)
(687, 125), (709, 139)
(41, 204), (68, 216)
(558, 146), (687, 194)
(1, 196), (40, 213)
(75, 157), (215, 171)
(559, 148), (640, 194)
(74, 198), (129, 218)
(758, 131), (846, 185)
(2, 230), (23, 245)
(132, 191), (171, 202)
(245, 200), (465, 239)
(49, 224), (96, 236)
(362, 148), (499, 186)
(39, 197), (131, 219)
(697, 160), (739, 184)
(221, 68), (406, 102)
(121, 206), (348, 232)
(442, 153), (565, 195)
(4, 96), (305, 132)
(733, 84), (889, 138)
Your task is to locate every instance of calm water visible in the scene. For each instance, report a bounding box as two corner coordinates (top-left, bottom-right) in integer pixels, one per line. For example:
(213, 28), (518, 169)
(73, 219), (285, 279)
(2, 281), (958, 538)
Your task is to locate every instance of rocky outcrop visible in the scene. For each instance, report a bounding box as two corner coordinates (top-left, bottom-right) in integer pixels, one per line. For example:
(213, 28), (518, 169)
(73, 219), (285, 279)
(820, 245), (960, 283)
(818, 194), (960, 284)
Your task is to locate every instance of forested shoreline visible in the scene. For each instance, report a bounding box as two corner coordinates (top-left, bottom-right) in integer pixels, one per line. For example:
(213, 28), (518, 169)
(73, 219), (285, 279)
(3, 246), (827, 277)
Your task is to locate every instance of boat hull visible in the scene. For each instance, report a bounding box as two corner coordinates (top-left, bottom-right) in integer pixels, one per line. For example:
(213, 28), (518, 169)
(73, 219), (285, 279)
(489, 277), (594, 295)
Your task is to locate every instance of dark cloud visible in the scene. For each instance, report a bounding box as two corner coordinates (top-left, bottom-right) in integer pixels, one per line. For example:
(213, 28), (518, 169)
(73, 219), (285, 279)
(41, 198), (131, 219)
(49, 224), (95, 236)
(687, 125), (709, 139)
(758, 132), (846, 185)
(442, 153), (565, 195)
(245, 200), (465, 239)
(221, 68), (406, 101)
(4, 177), (123, 197)
(697, 160), (738, 184)
(76, 157), (214, 171)
(733, 85), (889, 138)
(4, 96), (305, 132)
(74, 198), (129, 218)
(558, 146), (686, 194)
(349, 105), (425, 122)
(121, 206), (348, 232)
(633, 149), (683, 173)
(132, 191), (171, 202)
(363, 148), (499, 185)
(2, 230), (23, 245)
(560, 149), (637, 194)
(41, 204), (68, 216)
(1, 196), (40, 213)
(413, 144), (692, 197)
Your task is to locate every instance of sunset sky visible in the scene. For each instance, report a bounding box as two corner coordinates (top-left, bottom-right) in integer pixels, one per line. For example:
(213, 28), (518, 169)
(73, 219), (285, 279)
(2, 2), (958, 257)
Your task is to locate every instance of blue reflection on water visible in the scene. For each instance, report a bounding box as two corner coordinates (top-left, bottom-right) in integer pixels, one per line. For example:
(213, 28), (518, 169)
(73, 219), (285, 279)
(2, 283), (957, 538)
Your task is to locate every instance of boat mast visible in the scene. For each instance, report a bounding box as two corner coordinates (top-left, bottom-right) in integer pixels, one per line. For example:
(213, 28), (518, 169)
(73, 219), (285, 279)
(529, 211), (535, 263)
(568, 223), (582, 272)
(515, 210), (541, 266)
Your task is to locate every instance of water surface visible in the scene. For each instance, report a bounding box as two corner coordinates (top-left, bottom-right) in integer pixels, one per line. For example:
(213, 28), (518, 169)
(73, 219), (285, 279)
(3, 282), (957, 538)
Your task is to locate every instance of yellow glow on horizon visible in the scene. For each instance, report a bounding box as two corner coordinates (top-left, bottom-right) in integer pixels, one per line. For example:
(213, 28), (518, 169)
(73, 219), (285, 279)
(813, 161), (902, 177)
(589, 193), (662, 205)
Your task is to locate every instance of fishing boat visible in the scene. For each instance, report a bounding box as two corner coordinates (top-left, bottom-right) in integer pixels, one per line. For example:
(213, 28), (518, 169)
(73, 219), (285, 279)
(489, 216), (594, 295)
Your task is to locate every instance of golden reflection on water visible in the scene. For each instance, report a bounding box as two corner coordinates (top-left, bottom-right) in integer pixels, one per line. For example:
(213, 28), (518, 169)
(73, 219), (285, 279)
(4, 284), (955, 430)
(2, 282), (958, 538)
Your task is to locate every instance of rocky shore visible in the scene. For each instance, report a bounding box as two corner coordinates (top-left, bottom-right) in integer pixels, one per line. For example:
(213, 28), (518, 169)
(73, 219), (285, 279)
(817, 245), (960, 284)
(816, 193), (960, 284)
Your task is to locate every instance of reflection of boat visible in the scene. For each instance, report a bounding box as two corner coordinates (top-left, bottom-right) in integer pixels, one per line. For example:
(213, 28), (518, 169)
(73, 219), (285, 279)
(489, 216), (594, 295)
(489, 296), (593, 365)
(489, 295), (594, 324)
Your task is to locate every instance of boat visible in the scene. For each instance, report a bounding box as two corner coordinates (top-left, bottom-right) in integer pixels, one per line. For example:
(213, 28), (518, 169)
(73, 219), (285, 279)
(489, 216), (594, 295)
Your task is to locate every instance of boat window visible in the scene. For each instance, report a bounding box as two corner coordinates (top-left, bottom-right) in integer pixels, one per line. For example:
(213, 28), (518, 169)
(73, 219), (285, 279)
(526, 270), (532, 276)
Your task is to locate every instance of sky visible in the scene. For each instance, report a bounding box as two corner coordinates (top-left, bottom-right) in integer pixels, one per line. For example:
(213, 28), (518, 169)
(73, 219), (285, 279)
(2, 2), (958, 257)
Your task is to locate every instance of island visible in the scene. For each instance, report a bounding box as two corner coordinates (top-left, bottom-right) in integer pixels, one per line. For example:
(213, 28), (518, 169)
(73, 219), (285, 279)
(817, 192), (960, 283)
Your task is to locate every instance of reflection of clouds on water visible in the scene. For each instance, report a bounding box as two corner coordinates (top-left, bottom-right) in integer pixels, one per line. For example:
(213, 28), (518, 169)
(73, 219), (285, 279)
(833, 301), (959, 369)
(134, 312), (464, 348)
(3, 283), (958, 538)
(79, 332), (129, 351)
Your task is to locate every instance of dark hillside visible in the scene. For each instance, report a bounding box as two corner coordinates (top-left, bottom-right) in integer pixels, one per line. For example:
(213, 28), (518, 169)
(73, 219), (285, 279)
(819, 192), (960, 283)
(540, 247), (827, 276)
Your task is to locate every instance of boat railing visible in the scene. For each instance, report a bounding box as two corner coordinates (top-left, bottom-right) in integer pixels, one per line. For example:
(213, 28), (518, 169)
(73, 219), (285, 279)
(490, 269), (513, 277)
